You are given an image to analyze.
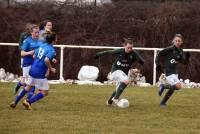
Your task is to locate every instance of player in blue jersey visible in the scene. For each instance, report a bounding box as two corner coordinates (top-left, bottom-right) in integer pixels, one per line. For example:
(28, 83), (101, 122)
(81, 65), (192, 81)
(18, 23), (32, 48)
(10, 33), (57, 110)
(12, 24), (41, 102)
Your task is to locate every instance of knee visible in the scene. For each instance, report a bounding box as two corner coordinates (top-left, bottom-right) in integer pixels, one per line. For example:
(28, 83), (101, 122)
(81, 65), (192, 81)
(123, 80), (130, 85)
(40, 90), (48, 96)
(175, 83), (182, 90)
(25, 85), (32, 91)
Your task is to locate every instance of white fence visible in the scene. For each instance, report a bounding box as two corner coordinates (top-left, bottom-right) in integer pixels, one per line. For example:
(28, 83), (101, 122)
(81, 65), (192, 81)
(1, 42), (200, 85)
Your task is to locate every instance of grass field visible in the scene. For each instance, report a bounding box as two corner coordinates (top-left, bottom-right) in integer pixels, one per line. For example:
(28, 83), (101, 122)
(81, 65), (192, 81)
(0, 83), (200, 134)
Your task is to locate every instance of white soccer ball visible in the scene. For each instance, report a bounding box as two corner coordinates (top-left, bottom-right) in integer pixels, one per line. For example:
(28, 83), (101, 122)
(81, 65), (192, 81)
(117, 99), (129, 108)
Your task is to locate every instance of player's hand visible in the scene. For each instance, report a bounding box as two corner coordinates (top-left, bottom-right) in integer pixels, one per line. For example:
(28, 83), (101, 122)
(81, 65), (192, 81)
(29, 50), (34, 55)
(45, 69), (50, 78)
(50, 68), (56, 74)
(94, 54), (99, 59)
(52, 58), (57, 64)
(156, 64), (162, 72)
(185, 52), (190, 59)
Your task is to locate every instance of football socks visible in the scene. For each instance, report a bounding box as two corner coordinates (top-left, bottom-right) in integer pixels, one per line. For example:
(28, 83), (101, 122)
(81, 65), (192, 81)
(28, 92), (44, 104)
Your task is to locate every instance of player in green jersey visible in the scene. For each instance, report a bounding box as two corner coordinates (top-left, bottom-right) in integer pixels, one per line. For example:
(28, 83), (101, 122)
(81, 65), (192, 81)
(155, 34), (190, 106)
(95, 38), (144, 106)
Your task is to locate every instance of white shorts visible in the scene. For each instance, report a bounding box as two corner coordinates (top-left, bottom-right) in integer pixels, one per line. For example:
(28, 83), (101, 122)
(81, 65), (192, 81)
(111, 70), (129, 83)
(22, 66), (31, 79)
(26, 76), (49, 91)
(166, 74), (180, 86)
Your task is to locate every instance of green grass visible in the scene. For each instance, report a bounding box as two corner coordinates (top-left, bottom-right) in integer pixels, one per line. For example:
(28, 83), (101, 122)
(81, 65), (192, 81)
(0, 83), (200, 134)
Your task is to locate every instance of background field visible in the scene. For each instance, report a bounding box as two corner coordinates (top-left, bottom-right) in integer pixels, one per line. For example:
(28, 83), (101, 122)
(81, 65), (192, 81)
(0, 83), (200, 134)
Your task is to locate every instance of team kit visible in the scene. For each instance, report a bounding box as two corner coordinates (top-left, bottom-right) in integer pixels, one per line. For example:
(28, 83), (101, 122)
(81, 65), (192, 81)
(9, 20), (190, 110)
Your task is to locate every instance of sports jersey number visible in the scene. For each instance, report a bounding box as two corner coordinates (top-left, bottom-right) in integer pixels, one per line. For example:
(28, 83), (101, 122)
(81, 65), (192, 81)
(37, 48), (45, 59)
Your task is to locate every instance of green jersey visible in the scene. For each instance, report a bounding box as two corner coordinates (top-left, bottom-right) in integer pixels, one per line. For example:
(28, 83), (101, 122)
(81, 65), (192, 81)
(96, 48), (144, 74)
(155, 45), (189, 76)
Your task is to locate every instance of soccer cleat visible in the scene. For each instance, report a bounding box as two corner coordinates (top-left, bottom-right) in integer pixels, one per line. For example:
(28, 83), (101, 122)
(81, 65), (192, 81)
(112, 98), (119, 106)
(159, 103), (167, 107)
(10, 102), (16, 109)
(22, 100), (32, 110)
(158, 84), (165, 96)
(106, 100), (112, 106)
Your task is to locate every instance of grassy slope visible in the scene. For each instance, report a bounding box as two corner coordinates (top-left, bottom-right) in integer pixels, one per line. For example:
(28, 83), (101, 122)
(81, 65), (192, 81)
(0, 83), (200, 134)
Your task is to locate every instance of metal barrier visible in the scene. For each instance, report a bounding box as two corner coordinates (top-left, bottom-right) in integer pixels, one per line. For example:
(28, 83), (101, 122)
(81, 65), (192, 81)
(1, 42), (200, 85)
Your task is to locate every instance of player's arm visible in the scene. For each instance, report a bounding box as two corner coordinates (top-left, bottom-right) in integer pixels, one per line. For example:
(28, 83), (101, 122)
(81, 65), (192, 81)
(155, 47), (171, 65)
(133, 51), (144, 65)
(45, 49), (56, 74)
(180, 51), (190, 64)
(20, 39), (34, 57)
(21, 50), (34, 57)
(94, 49), (121, 59)
(44, 57), (56, 74)
(155, 46), (172, 72)
(19, 32), (28, 47)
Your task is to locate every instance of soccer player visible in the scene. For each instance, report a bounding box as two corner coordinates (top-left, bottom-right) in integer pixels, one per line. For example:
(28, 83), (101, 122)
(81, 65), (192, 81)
(94, 38), (144, 106)
(13, 23), (32, 95)
(155, 34), (190, 106)
(13, 24), (41, 100)
(18, 23), (32, 47)
(39, 20), (53, 41)
(10, 33), (57, 110)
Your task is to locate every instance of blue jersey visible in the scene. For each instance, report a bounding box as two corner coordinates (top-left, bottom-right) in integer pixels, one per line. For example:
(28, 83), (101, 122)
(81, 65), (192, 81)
(20, 36), (41, 67)
(29, 43), (55, 79)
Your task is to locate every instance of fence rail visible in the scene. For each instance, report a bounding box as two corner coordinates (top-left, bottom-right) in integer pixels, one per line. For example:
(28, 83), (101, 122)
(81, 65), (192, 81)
(1, 42), (200, 85)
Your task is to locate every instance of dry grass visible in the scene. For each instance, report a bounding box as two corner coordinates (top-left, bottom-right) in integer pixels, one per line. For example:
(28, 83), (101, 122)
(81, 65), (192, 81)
(0, 83), (200, 134)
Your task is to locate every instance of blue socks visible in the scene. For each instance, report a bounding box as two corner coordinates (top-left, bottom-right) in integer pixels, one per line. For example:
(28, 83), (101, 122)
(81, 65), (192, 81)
(28, 92), (44, 104)
(13, 81), (24, 94)
(26, 86), (35, 100)
(15, 88), (27, 104)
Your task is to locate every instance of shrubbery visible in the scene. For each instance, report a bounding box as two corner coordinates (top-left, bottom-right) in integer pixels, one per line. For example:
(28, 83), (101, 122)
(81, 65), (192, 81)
(0, 1), (200, 83)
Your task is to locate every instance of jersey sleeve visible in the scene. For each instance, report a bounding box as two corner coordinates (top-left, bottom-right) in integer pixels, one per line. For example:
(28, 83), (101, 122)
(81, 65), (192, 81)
(46, 48), (55, 60)
(180, 51), (190, 64)
(155, 46), (172, 65)
(133, 51), (144, 65)
(19, 32), (28, 47)
(96, 49), (122, 57)
(20, 39), (29, 51)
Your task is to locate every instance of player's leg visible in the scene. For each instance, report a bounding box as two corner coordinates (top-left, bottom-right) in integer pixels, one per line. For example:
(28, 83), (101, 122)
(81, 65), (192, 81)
(107, 70), (129, 105)
(10, 85), (32, 108)
(23, 78), (49, 110)
(26, 90), (48, 105)
(114, 80), (129, 99)
(26, 86), (35, 100)
(160, 74), (181, 106)
(158, 83), (171, 96)
(107, 82), (120, 105)
(13, 77), (25, 95)
(13, 66), (30, 94)
(10, 76), (34, 108)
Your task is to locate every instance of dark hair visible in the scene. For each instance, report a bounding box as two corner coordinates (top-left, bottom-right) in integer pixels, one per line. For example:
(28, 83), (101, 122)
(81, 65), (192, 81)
(123, 37), (134, 45)
(39, 20), (52, 30)
(45, 32), (57, 44)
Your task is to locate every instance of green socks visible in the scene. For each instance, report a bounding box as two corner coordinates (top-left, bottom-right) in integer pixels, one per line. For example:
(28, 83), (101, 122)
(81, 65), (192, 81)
(114, 82), (127, 99)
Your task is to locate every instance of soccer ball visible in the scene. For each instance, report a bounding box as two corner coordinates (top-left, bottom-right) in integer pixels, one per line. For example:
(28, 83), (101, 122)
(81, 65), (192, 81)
(117, 99), (129, 108)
